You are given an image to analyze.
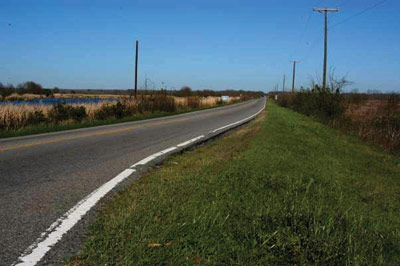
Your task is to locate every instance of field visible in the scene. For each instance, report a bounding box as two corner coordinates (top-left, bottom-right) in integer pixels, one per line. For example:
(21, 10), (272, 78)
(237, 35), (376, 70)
(276, 92), (400, 151)
(69, 101), (400, 265)
(0, 95), (240, 137)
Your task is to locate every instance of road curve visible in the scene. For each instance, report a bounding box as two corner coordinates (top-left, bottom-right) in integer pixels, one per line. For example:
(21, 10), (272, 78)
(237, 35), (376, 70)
(0, 97), (265, 265)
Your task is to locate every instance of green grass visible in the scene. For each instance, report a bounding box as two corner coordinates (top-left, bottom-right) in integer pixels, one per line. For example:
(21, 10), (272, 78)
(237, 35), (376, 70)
(0, 104), (229, 139)
(69, 101), (400, 265)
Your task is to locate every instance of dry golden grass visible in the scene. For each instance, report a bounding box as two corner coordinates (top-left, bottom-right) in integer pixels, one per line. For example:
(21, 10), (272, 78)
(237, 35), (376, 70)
(344, 99), (400, 150)
(0, 96), (234, 132)
(5, 93), (43, 101)
(173, 96), (239, 109)
(0, 102), (116, 131)
(52, 93), (131, 99)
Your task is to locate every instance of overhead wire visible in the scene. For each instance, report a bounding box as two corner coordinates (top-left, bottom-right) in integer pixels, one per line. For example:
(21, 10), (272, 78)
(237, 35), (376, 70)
(297, 0), (387, 62)
(289, 0), (327, 61)
(284, 0), (388, 89)
(331, 0), (387, 28)
(336, 0), (351, 8)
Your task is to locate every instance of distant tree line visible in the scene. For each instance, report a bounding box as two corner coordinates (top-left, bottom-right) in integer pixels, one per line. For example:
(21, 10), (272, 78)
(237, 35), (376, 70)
(1, 81), (264, 100)
(136, 86), (264, 98)
(0, 81), (57, 99)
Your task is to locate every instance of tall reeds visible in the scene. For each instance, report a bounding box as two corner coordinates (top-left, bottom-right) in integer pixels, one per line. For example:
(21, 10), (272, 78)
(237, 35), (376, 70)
(0, 96), (240, 132)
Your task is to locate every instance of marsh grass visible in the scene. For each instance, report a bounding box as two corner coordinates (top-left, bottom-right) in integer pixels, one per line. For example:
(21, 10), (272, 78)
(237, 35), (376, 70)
(0, 96), (238, 137)
(69, 101), (400, 265)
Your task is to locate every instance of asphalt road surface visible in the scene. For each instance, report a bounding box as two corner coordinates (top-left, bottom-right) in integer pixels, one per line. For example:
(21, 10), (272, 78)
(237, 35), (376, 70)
(0, 97), (265, 265)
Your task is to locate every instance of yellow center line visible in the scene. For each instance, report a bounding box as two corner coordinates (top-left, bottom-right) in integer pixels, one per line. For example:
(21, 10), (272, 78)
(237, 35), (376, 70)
(0, 116), (189, 152)
(0, 108), (233, 153)
(0, 126), (140, 152)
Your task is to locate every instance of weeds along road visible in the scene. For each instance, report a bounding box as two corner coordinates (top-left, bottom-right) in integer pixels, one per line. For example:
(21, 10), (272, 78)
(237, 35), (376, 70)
(0, 97), (265, 266)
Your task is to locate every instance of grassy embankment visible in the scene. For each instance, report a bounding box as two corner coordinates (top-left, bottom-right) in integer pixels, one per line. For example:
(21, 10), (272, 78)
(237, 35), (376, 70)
(70, 101), (400, 265)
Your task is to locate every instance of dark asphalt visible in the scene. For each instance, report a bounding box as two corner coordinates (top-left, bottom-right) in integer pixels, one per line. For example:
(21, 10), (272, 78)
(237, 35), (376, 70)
(0, 97), (265, 265)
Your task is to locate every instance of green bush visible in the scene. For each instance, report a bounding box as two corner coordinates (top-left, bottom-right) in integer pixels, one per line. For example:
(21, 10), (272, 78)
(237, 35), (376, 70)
(112, 101), (126, 119)
(278, 88), (344, 122)
(94, 101), (130, 120)
(94, 104), (116, 120)
(27, 110), (47, 125)
(69, 106), (87, 122)
(48, 103), (87, 123)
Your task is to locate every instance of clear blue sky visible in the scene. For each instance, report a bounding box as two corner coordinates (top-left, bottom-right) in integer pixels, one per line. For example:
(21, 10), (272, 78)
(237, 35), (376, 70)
(1, 0), (399, 92)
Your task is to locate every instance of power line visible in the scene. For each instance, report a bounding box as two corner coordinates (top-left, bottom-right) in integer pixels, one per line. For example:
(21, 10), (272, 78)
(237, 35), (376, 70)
(289, 12), (313, 60)
(337, 0), (352, 8)
(289, 0), (327, 61)
(301, 0), (383, 62)
(299, 35), (323, 64)
(331, 0), (387, 28)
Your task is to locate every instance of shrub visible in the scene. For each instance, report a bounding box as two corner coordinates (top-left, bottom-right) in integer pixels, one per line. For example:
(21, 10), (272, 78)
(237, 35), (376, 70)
(94, 104), (115, 120)
(278, 88), (344, 122)
(48, 103), (87, 123)
(276, 93), (294, 108)
(112, 101), (127, 119)
(27, 110), (47, 125)
(48, 103), (70, 122)
(94, 101), (129, 120)
(69, 106), (87, 122)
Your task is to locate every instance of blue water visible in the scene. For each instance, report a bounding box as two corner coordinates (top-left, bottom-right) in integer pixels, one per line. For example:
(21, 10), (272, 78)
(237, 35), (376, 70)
(0, 98), (118, 106)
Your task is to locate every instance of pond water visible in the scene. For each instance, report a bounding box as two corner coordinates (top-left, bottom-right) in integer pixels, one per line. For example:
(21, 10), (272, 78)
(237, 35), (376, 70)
(0, 98), (119, 106)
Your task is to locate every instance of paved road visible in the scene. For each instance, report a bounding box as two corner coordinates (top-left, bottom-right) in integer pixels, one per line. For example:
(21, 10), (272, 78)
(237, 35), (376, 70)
(0, 97), (265, 265)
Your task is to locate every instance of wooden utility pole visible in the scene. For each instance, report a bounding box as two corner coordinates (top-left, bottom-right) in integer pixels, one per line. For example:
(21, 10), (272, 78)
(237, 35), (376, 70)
(134, 40), (139, 98)
(282, 75), (286, 92)
(313, 8), (339, 90)
(291, 61), (298, 93)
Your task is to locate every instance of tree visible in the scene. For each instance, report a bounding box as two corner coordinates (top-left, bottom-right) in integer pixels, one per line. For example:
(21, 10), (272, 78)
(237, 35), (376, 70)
(309, 68), (353, 93)
(328, 68), (353, 93)
(0, 83), (15, 99)
(17, 81), (44, 95)
(180, 86), (192, 97)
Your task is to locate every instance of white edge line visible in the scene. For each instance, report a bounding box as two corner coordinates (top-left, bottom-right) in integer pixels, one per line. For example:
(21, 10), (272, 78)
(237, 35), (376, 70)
(14, 99), (265, 266)
(210, 100), (266, 133)
(130, 146), (177, 168)
(130, 135), (206, 168)
(14, 168), (136, 266)
(176, 135), (204, 147)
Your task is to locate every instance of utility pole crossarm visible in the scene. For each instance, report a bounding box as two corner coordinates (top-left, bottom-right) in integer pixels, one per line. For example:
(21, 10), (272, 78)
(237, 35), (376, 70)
(313, 8), (339, 12)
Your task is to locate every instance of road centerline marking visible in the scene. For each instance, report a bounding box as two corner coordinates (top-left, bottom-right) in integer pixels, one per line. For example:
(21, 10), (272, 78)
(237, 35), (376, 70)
(0, 109), (227, 152)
